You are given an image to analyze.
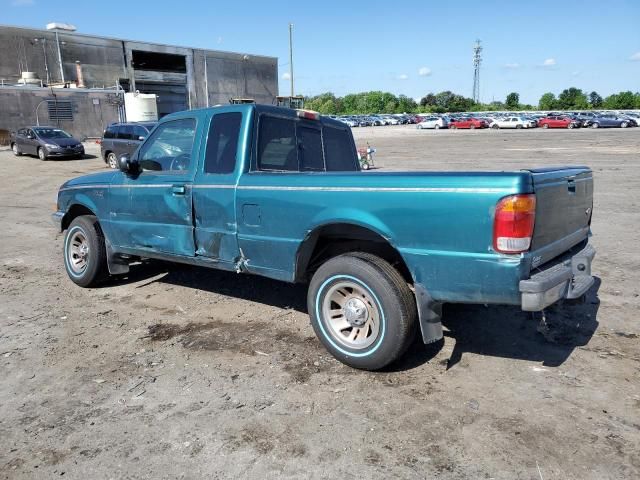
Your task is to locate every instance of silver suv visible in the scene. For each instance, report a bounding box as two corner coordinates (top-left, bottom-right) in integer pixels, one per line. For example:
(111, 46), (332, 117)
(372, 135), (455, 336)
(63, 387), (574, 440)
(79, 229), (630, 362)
(101, 122), (156, 168)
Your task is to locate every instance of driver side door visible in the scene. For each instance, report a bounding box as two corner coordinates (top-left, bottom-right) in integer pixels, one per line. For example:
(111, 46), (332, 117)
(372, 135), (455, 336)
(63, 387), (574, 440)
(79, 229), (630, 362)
(109, 116), (199, 257)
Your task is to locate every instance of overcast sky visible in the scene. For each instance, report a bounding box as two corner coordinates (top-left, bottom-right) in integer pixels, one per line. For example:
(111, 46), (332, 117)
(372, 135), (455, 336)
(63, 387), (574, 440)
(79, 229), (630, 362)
(3, 0), (639, 103)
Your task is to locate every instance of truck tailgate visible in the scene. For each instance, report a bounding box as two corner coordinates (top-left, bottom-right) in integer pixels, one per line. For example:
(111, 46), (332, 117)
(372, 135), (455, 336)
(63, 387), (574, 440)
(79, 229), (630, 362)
(526, 167), (593, 252)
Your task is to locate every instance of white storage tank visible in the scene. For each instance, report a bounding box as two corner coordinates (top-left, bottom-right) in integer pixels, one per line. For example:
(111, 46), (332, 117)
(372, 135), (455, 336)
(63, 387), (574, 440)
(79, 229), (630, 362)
(124, 92), (158, 122)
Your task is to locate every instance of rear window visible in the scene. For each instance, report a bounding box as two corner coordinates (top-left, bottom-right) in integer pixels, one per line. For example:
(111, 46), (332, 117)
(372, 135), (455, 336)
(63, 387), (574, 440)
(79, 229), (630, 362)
(298, 126), (324, 171)
(324, 126), (358, 171)
(258, 116), (297, 171)
(103, 126), (117, 139)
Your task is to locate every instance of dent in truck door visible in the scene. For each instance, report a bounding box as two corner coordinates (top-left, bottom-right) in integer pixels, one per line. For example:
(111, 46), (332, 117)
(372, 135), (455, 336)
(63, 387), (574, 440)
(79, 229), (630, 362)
(108, 117), (198, 256)
(192, 108), (249, 263)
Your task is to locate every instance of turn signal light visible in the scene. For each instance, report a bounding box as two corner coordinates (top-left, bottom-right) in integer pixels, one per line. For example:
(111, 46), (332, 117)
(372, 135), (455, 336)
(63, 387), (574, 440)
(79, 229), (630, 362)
(493, 194), (536, 253)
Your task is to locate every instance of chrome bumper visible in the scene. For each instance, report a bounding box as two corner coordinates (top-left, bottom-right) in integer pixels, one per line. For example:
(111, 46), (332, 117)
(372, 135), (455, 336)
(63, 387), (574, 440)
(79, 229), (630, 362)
(520, 244), (596, 311)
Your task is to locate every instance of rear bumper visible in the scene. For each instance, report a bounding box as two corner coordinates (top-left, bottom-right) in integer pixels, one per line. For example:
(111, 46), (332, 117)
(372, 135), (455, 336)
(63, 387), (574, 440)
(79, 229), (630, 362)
(519, 244), (596, 311)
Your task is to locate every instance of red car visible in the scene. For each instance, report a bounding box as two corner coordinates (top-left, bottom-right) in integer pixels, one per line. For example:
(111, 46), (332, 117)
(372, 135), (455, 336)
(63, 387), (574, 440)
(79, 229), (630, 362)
(538, 116), (581, 129)
(449, 117), (488, 129)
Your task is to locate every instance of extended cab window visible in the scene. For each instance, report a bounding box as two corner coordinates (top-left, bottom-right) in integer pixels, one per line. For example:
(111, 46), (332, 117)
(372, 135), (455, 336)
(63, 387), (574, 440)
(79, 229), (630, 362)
(205, 112), (242, 174)
(323, 126), (358, 171)
(258, 116), (297, 171)
(138, 118), (196, 172)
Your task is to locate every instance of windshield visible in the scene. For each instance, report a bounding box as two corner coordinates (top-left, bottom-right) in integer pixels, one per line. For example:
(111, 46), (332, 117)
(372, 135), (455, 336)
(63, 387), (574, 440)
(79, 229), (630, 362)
(34, 128), (73, 139)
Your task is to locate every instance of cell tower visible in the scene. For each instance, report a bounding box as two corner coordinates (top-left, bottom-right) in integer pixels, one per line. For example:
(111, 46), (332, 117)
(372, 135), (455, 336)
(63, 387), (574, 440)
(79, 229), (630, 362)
(472, 39), (482, 103)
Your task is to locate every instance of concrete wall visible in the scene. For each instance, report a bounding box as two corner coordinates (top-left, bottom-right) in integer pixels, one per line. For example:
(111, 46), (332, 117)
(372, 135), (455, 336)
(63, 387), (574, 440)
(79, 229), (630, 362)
(0, 87), (121, 140)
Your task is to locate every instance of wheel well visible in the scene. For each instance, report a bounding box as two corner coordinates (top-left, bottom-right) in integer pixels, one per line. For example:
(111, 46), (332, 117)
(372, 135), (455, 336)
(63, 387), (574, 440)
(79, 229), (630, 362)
(62, 204), (96, 231)
(295, 223), (412, 284)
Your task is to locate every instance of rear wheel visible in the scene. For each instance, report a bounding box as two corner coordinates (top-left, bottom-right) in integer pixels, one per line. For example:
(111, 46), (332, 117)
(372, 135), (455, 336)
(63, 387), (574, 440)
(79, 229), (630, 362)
(591, 122), (599, 129)
(568, 123), (575, 129)
(516, 124), (523, 129)
(450, 124), (457, 130)
(435, 124), (440, 130)
(37, 147), (47, 161)
(12, 143), (22, 156)
(491, 124), (499, 129)
(64, 215), (108, 287)
(542, 123), (549, 129)
(621, 121), (628, 128)
(470, 124), (476, 130)
(106, 152), (118, 169)
(308, 253), (417, 370)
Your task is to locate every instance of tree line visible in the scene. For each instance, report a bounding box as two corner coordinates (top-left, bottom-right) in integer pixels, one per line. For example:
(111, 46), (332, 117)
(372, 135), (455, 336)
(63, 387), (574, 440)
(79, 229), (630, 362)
(303, 89), (640, 114)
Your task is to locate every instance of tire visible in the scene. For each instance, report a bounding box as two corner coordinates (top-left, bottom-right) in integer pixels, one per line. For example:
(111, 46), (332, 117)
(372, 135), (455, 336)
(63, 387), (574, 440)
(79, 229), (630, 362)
(591, 122), (599, 129)
(516, 124), (523, 129)
(63, 215), (108, 287)
(542, 123), (549, 129)
(469, 124), (476, 130)
(491, 124), (499, 129)
(568, 123), (575, 129)
(450, 124), (457, 130)
(37, 147), (47, 161)
(361, 162), (370, 170)
(621, 121), (628, 128)
(106, 152), (118, 169)
(435, 124), (440, 130)
(307, 253), (417, 370)
(12, 143), (23, 156)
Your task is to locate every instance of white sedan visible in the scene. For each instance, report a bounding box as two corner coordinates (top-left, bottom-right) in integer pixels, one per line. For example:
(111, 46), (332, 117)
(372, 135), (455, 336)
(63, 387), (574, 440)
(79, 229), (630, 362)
(490, 116), (532, 129)
(416, 116), (449, 129)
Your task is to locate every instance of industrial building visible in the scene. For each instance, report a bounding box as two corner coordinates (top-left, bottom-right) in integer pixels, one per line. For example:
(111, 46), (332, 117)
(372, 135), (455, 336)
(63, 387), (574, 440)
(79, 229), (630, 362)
(0, 24), (278, 140)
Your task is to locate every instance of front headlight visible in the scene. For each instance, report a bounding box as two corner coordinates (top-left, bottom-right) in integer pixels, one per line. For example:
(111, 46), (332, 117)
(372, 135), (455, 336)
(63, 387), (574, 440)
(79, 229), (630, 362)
(45, 143), (59, 149)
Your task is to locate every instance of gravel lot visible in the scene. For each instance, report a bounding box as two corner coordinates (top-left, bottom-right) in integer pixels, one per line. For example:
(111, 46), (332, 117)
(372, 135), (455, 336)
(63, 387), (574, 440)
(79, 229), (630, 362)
(1, 126), (639, 479)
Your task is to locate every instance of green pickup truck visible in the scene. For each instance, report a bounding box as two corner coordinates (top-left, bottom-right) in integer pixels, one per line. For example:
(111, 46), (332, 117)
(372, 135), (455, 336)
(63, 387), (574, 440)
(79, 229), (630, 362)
(53, 104), (596, 370)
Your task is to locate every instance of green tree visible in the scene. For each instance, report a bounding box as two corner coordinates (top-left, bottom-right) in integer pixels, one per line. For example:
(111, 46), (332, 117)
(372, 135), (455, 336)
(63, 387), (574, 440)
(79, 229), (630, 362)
(539, 92), (557, 110)
(557, 87), (588, 110)
(616, 91), (635, 109)
(420, 93), (437, 107)
(588, 91), (603, 109)
(505, 92), (520, 110)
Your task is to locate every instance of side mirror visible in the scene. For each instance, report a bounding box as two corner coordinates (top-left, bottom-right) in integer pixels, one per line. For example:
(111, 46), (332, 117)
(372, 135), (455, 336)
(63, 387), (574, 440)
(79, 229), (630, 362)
(26, 135), (34, 139)
(118, 154), (139, 174)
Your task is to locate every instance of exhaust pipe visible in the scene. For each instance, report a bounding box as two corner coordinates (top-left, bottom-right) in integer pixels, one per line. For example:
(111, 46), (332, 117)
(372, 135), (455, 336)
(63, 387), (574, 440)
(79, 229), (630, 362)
(75, 60), (85, 88)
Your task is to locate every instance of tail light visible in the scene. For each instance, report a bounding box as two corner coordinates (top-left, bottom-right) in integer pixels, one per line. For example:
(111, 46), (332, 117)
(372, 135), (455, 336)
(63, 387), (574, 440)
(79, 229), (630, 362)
(493, 194), (536, 253)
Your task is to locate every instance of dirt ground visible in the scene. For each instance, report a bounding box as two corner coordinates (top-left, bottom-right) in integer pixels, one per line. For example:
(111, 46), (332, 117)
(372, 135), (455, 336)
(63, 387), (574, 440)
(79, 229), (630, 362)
(1, 126), (639, 479)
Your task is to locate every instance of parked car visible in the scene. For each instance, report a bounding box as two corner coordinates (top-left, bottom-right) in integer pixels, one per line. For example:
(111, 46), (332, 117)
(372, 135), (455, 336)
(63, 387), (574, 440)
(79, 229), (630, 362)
(416, 116), (449, 129)
(449, 117), (488, 129)
(52, 104), (596, 370)
(490, 116), (531, 129)
(538, 116), (581, 129)
(588, 115), (634, 129)
(101, 122), (157, 168)
(10, 126), (85, 160)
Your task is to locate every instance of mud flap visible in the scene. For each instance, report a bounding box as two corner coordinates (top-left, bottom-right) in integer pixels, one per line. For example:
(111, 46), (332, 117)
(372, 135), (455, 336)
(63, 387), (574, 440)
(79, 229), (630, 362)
(414, 283), (444, 344)
(105, 238), (130, 275)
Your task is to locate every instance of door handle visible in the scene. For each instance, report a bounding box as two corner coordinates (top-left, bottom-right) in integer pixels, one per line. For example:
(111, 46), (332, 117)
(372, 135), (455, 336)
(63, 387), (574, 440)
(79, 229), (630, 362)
(171, 185), (186, 195)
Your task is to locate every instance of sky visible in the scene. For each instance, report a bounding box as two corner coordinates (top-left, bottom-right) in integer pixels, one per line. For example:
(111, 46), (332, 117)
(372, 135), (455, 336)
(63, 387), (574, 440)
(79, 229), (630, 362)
(2, 0), (639, 104)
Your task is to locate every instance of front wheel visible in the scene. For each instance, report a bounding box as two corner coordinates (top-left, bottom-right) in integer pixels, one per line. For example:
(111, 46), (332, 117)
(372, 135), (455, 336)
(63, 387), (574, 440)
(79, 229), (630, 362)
(308, 253), (417, 370)
(435, 124), (440, 130)
(568, 123), (575, 129)
(516, 124), (523, 129)
(37, 147), (47, 161)
(591, 122), (599, 129)
(469, 124), (476, 130)
(450, 124), (457, 130)
(64, 215), (108, 287)
(542, 123), (549, 129)
(621, 121), (628, 128)
(491, 124), (499, 129)
(12, 143), (22, 156)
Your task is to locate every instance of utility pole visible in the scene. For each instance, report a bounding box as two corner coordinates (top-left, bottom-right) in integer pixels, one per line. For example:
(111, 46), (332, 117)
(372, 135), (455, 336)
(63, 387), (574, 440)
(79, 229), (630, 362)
(472, 39), (482, 103)
(289, 23), (294, 97)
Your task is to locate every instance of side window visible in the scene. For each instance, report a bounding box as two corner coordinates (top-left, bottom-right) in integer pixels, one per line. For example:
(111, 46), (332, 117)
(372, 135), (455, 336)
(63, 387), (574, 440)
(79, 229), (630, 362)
(298, 126), (324, 171)
(323, 126), (358, 171)
(138, 118), (196, 172)
(258, 116), (297, 171)
(132, 126), (148, 140)
(104, 126), (117, 139)
(117, 125), (133, 140)
(204, 112), (242, 174)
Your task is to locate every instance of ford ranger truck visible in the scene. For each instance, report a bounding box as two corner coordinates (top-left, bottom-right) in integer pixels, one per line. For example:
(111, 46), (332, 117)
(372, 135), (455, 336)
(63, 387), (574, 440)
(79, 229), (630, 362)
(52, 105), (595, 370)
